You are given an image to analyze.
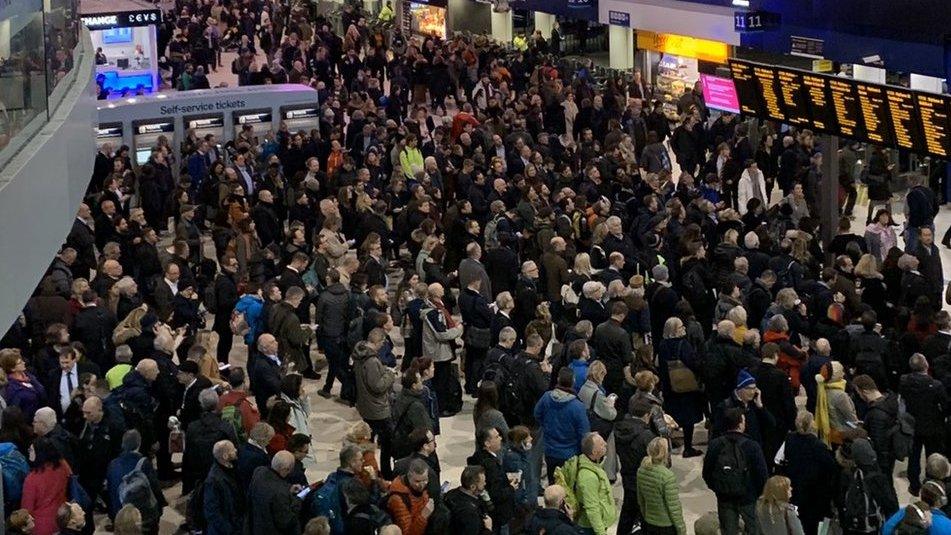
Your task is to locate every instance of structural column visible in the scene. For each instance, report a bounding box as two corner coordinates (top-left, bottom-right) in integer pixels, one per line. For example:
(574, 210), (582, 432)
(534, 12), (554, 38)
(608, 25), (634, 70)
(820, 135), (841, 253)
(491, 9), (513, 44)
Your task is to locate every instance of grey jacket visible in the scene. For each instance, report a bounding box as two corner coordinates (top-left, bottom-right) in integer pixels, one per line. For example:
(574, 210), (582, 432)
(353, 341), (395, 420)
(756, 503), (805, 535)
(578, 380), (617, 422)
(315, 283), (350, 338)
(421, 301), (463, 362)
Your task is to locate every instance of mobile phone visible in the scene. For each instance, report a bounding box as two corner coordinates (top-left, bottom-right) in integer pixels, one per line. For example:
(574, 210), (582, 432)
(297, 486), (313, 499)
(441, 481), (450, 494)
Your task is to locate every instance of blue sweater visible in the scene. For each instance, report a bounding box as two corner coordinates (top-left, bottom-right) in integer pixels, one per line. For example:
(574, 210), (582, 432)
(533, 389), (591, 460)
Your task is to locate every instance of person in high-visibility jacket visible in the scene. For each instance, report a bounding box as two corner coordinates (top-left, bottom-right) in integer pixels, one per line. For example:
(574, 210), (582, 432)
(378, 1), (394, 23)
(399, 134), (425, 180)
(513, 33), (528, 52)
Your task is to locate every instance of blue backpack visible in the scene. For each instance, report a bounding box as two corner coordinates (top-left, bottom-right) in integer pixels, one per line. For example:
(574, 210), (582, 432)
(313, 471), (346, 535)
(0, 442), (29, 505)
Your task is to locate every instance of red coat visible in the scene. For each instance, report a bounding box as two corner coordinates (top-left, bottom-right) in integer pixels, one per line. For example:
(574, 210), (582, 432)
(22, 462), (71, 535)
(763, 329), (807, 390)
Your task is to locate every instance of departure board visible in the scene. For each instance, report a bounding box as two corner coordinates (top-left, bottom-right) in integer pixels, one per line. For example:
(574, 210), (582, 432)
(802, 72), (833, 131)
(752, 65), (785, 122)
(775, 68), (811, 126)
(856, 83), (891, 145)
(884, 88), (921, 152)
(827, 78), (864, 140)
(729, 61), (763, 117)
(728, 59), (951, 158)
(917, 93), (950, 158)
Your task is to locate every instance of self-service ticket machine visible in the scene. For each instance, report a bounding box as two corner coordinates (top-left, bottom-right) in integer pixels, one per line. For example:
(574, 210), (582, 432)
(281, 104), (320, 134)
(96, 122), (124, 151)
(184, 113), (225, 161)
(131, 117), (174, 166)
(232, 109), (273, 145)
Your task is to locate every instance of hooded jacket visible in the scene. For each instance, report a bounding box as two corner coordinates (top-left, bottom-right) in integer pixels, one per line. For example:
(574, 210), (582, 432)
(315, 283), (350, 338)
(353, 341), (395, 421)
(533, 388), (590, 460)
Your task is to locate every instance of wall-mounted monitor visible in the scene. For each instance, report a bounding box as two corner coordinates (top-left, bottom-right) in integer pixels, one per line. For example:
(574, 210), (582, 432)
(102, 27), (133, 44)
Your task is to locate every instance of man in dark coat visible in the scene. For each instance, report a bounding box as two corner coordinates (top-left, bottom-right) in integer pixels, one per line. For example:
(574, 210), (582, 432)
(46, 344), (99, 420)
(899, 353), (949, 495)
(445, 465), (492, 535)
(177, 359), (214, 430)
(614, 399), (657, 535)
(77, 396), (122, 510)
(467, 427), (515, 533)
(71, 290), (117, 371)
(527, 485), (581, 535)
(237, 422), (273, 489)
(704, 321), (757, 408)
(182, 389), (238, 494)
(513, 262), (542, 338)
(278, 253), (311, 323)
(751, 343), (796, 467)
(647, 265), (679, 343)
(175, 205), (202, 265)
(251, 334), (284, 410)
(212, 255), (240, 363)
(913, 227), (944, 311)
(251, 190), (283, 248)
(247, 452), (303, 534)
(853, 374), (900, 483)
(779, 411), (839, 535)
(202, 440), (244, 535)
(592, 302), (633, 395)
(67, 204), (97, 280)
(711, 370), (777, 447)
(484, 245), (519, 297)
(459, 278), (493, 396)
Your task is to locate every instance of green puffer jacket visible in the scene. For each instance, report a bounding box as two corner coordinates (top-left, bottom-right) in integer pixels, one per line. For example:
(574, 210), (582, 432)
(636, 461), (686, 535)
(574, 454), (618, 535)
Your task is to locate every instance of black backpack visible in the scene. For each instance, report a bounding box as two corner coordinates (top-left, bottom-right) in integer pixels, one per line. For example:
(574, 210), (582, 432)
(481, 352), (526, 425)
(840, 469), (883, 533)
(889, 396), (915, 461)
(709, 436), (748, 500)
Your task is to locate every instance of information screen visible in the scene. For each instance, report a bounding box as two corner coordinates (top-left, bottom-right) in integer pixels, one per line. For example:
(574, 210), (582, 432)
(729, 61), (763, 117)
(856, 83), (891, 145)
(827, 78), (864, 141)
(727, 58), (951, 158)
(752, 65), (785, 122)
(775, 68), (811, 127)
(884, 88), (922, 152)
(916, 93), (950, 158)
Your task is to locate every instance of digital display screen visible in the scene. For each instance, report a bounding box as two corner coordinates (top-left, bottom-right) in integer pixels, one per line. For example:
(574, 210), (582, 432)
(699, 74), (740, 114)
(729, 61), (762, 117)
(856, 83), (890, 145)
(916, 93), (950, 158)
(801, 73), (833, 132)
(102, 27), (133, 44)
(752, 65), (786, 122)
(827, 77), (864, 140)
(884, 88), (921, 152)
(775, 68), (812, 127)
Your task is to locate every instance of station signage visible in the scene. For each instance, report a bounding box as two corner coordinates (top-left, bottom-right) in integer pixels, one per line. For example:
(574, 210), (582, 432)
(81, 8), (161, 30)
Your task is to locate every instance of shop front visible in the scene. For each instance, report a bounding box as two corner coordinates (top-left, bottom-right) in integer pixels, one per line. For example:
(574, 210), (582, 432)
(402, 0), (448, 39)
(636, 31), (731, 119)
(80, 0), (160, 94)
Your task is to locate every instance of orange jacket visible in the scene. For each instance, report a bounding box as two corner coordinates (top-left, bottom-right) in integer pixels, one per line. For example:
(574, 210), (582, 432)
(763, 329), (807, 390)
(386, 476), (430, 535)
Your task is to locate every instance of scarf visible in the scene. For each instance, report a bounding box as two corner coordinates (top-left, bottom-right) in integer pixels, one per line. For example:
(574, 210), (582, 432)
(815, 375), (847, 446)
(432, 298), (455, 329)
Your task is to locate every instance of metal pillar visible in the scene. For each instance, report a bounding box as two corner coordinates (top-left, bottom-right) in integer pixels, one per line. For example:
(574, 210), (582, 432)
(820, 135), (840, 258)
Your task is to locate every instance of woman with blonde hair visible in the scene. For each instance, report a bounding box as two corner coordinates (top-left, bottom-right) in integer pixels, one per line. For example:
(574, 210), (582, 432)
(342, 421), (385, 491)
(113, 503), (143, 535)
(657, 317), (704, 457)
(190, 331), (225, 385)
(571, 253), (595, 294)
(67, 278), (89, 317)
(630, 370), (672, 439)
(636, 436), (686, 534)
(756, 476), (804, 535)
(854, 253), (888, 319)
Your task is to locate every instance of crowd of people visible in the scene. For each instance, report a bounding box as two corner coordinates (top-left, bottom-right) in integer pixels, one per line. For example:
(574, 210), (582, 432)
(8, 0), (951, 534)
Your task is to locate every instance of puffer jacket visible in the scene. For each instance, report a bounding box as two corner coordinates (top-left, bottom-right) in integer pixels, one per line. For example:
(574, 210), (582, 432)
(636, 461), (686, 535)
(353, 341), (396, 420)
(533, 388), (590, 461)
(574, 454), (618, 535)
(421, 301), (463, 362)
(315, 283), (350, 338)
(613, 416), (655, 482)
(233, 294), (264, 345)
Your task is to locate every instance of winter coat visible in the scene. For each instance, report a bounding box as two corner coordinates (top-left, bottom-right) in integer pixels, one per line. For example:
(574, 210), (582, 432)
(444, 487), (491, 535)
(183, 412), (239, 493)
(899, 372), (948, 438)
(386, 475), (430, 535)
(703, 431), (768, 505)
(391, 389), (433, 458)
(657, 337), (705, 428)
(573, 453), (618, 534)
(315, 283), (350, 338)
(247, 466), (303, 535)
(779, 432), (838, 525)
(578, 380), (617, 423)
(526, 507), (579, 535)
(353, 341), (396, 420)
(637, 461), (686, 534)
(613, 415), (655, 482)
(268, 301), (313, 374)
(533, 388), (590, 460)
(421, 302), (463, 363)
(204, 461), (244, 535)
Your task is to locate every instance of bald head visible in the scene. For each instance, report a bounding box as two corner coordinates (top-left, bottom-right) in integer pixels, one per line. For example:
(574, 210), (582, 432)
(136, 358), (159, 381)
(213, 440), (237, 467)
(102, 259), (122, 278)
(258, 333), (278, 355)
(272, 450), (296, 477)
(82, 396), (104, 424)
(544, 485), (567, 508)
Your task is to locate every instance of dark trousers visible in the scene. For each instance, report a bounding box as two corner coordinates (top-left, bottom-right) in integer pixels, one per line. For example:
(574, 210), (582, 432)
(718, 500), (759, 535)
(320, 335), (352, 399)
(365, 417), (394, 479)
(214, 326), (233, 364)
(642, 524), (677, 535)
(545, 455), (568, 485)
(841, 182), (857, 215)
(617, 481), (642, 535)
(909, 434), (945, 493)
(433, 360), (454, 412)
(465, 346), (487, 395)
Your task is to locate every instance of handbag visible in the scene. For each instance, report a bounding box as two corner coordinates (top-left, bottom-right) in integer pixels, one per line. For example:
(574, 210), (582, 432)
(464, 326), (492, 350)
(587, 390), (614, 439)
(68, 474), (92, 511)
(945, 280), (951, 306)
(667, 341), (700, 393)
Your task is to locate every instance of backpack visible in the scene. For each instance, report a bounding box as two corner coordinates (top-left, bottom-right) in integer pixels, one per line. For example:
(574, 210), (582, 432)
(484, 215), (503, 249)
(345, 296), (366, 353)
(775, 260), (797, 290)
(0, 444), (29, 505)
(680, 267), (709, 308)
(890, 396), (915, 461)
(840, 469), (883, 533)
(119, 457), (158, 513)
(203, 282), (218, 314)
(230, 310), (249, 336)
(352, 503), (394, 533)
(481, 353), (525, 425)
(709, 436), (748, 500)
(314, 472), (346, 534)
(220, 398), (248, 442)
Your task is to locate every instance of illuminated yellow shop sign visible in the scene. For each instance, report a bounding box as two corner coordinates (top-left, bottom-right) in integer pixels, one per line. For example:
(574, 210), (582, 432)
(637, 31), (729, 63)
